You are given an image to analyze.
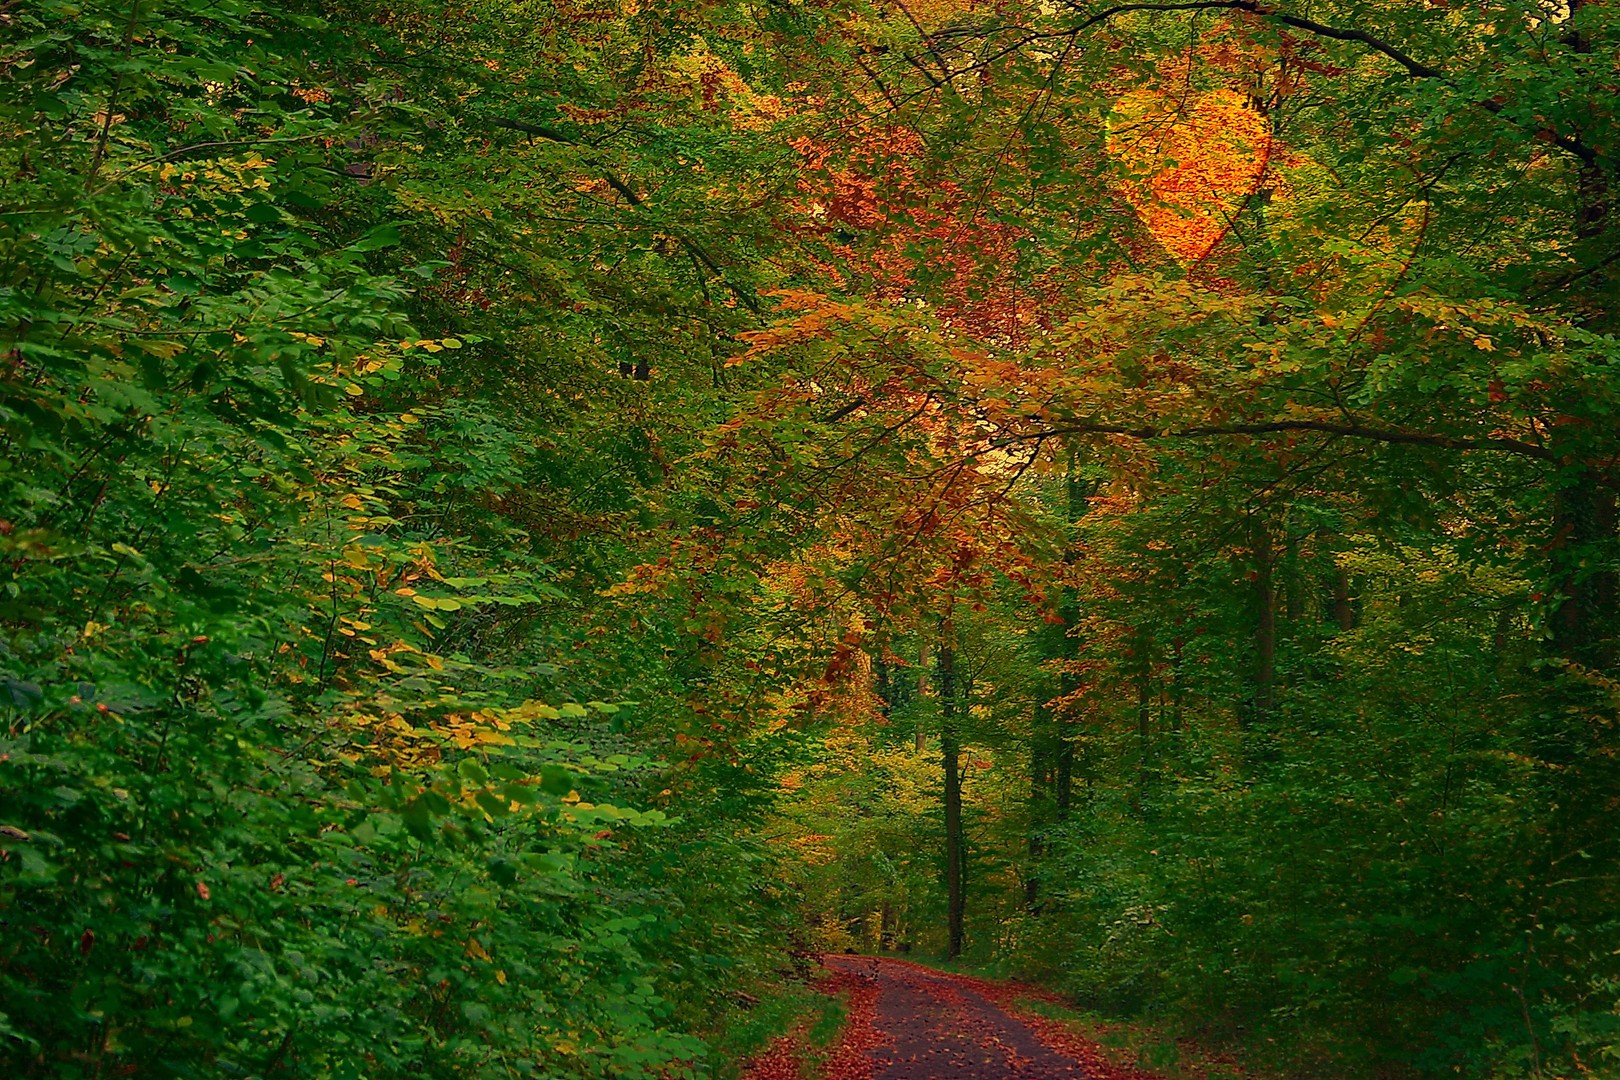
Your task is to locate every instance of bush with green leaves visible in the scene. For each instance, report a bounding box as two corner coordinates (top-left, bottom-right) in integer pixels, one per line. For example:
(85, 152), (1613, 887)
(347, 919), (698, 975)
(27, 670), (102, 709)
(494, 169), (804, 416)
(1, 0), (794, 1074)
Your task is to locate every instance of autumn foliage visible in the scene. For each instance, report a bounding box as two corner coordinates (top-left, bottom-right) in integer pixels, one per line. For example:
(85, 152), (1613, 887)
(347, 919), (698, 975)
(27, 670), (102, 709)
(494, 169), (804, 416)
(4, 0), (1619, 1078)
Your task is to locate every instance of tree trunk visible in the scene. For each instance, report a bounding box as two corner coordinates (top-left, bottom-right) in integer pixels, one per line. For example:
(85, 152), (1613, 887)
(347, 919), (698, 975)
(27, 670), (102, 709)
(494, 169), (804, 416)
(1136, 666), (1152, 806)
(1028, 448), (1095, 907)
(915, 638), (930, 752)
(873, 651), (893, 718)
(939, 616), (965, 960)
(1052, 453), (1091, 819)
(1332, 566), (1355, 632)
(1251, 516), (1276, 722)
(1552, 479), (1617, 667)
(1025, 733), (1049, 910)
(1284, 530), (1304, 622)
(1170, 636), (1186, 732)
(1053, 589), (1077, 822)
(1551, 1), (1618, 668)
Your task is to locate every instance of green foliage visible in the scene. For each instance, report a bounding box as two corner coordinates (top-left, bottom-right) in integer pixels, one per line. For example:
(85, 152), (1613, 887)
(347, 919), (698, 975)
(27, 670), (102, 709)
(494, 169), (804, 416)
(0, 0), (802, 1074)
(6, 0), (1620, 1076)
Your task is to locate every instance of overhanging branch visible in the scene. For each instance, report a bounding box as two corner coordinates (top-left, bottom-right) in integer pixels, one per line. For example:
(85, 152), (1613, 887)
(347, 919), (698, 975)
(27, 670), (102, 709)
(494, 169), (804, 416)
(484, 116), (762, 313)
(1034, 417), (1554, 461)
(1021, 2), (1603, 168)
(986, 414), (1617, 484)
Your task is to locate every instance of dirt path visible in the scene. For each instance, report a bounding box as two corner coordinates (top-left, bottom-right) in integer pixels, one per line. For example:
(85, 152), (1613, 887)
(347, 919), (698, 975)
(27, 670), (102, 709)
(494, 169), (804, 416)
(744, 955), (1162, 1080)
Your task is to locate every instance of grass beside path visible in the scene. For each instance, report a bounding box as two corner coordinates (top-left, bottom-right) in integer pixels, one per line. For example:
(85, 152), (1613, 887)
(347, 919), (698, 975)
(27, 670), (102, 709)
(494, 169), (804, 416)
(726, 974), (847, 1079)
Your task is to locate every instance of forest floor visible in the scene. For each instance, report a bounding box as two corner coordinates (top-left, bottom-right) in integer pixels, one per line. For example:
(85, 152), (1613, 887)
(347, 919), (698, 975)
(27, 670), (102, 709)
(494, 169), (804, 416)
(741, 954), (1176, 1080)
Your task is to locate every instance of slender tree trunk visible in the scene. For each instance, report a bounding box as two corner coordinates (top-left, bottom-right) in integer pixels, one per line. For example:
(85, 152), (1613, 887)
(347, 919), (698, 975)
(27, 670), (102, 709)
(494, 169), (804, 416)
(1332, 566), (1355, 632)
(1052, 452), (1091, 819)
(1170, 635), (1186, 732)
(1029, 447), (1095, 906)
(1251, 516), (1276, 722)
(1284, 530), (1304, 622)
(916, 638), (930, 752)
(1135, 666), (1152, 808)
(1550, 0), (1618, 668)
(1552, 481), (1617, 667)
(1053, 585), (1077, 822)
(1025, 734), (1049, 910)
(873, 651), (893, 718)
(939, 616), (965, 960)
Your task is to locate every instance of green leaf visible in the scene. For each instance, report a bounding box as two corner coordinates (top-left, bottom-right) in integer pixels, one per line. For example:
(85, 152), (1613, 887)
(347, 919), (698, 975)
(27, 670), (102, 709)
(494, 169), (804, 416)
(352, 224), (402, 252)
(539, 765), (574, 796)
(474, 789), (509, 817)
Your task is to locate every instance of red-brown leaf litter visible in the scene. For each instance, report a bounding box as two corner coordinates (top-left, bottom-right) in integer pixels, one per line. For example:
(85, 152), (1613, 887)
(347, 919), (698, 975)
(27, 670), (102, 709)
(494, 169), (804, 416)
(743, 955), (1163, 1079)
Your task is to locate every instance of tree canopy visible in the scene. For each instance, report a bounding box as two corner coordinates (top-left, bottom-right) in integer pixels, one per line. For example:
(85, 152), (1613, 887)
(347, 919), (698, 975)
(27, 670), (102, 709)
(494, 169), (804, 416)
(2, 0), (1617, 1076)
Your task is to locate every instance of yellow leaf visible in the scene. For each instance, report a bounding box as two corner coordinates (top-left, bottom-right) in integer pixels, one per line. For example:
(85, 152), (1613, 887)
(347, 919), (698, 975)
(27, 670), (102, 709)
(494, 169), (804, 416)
(1107, 87), (1272, 264)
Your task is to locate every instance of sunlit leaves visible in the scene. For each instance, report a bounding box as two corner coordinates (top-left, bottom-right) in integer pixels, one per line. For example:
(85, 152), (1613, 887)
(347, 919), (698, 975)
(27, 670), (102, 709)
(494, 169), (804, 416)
(1107, 88), (1272, 265)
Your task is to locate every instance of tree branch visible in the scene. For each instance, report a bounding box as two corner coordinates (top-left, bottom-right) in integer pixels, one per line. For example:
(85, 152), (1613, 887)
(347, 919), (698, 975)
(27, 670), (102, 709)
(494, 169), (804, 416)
(1024, 416), (1572, 465)
(817, 398), (870, 425)
(483, 116), (762, 312)
(486, 117), (575, 143)
(1245, 4), (1446, 79)
(1031, 2), (1603, 168)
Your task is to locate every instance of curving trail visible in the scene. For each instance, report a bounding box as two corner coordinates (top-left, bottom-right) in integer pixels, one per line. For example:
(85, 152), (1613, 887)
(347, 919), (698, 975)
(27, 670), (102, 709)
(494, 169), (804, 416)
(745, 955), (1163, 1080)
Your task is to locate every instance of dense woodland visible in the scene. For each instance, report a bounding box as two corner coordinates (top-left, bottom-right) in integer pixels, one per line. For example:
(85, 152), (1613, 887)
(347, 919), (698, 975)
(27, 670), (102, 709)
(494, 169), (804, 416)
(2, 0), (1618, 1076)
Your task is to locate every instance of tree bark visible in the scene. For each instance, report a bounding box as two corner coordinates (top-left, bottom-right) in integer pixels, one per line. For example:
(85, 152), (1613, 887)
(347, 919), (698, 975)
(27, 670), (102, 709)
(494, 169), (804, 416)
(1052, 454), (1092, 819)
(1028, 449), (1095, 907)
(1542, 0), (1619, 669)
(872, 651), (891, 715)
(1332, 566), (1355, 632)
(1053, 572), (1079, 820)
(1135, 666), (1152, 808)
(1170, 635), (1186, 732)
(1284, 530), (1304, 622)
(916, 638), (930, 752)
(1251, 516), (1277, 722)
(1551, 480), (1617, 667)
(1025, 733), (1050, 910)
(939, 616), (965, 960)
(1548, 2), (1618, 668)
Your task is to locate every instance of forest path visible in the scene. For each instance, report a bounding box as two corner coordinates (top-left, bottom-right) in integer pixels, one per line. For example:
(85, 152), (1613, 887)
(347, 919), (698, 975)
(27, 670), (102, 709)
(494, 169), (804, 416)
(747, 955), (1164, 1080)
(822, 954), (1087, 1078)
